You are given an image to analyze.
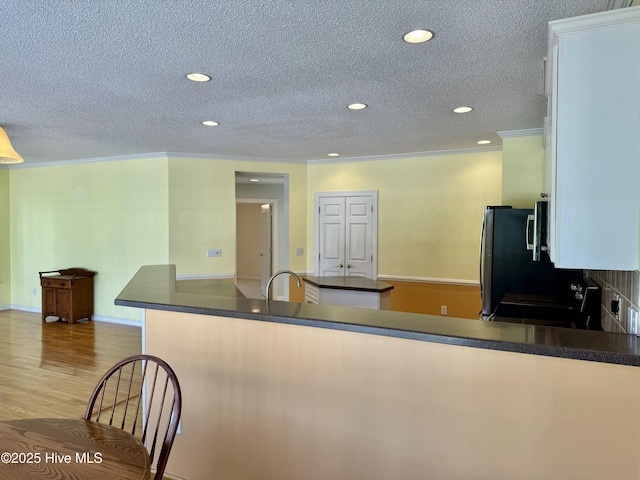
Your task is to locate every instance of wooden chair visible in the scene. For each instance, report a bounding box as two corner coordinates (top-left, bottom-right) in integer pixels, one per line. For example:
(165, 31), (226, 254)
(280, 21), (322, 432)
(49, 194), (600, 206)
(85, 354), (182, 480)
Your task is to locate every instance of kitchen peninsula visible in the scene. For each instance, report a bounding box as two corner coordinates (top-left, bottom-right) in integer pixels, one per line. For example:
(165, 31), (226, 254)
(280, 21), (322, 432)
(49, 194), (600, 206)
(116, 265), (640, 480)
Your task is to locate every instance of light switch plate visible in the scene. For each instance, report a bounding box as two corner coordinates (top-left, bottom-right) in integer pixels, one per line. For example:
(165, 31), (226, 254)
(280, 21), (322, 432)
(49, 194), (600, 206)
(207, 249), (222, 257)
(296, 247), (304, 256)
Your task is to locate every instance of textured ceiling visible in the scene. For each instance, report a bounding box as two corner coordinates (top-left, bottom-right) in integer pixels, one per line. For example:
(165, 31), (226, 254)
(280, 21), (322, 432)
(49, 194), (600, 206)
(1, 0), (612, 165)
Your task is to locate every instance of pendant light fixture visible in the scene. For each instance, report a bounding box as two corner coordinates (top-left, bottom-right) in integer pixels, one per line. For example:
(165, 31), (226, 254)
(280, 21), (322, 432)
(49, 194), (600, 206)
(0, 127), (23, 164)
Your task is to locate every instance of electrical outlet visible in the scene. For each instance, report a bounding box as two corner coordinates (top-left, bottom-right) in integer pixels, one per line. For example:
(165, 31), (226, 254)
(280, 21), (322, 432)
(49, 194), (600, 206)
(440, 305), (448, 315)
(207, 249), (222, 257)
(295, 247), (304, 256)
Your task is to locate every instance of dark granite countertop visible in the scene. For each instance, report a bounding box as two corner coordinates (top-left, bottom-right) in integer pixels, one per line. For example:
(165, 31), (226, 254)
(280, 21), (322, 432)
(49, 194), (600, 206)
(175, 278), (244, 297)
(115, 265), (640, 367)
(303, 276), (394, 292)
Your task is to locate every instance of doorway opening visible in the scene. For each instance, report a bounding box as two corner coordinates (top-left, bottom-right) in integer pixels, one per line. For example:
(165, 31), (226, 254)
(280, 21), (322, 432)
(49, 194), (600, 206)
(235, 172), (289, 299)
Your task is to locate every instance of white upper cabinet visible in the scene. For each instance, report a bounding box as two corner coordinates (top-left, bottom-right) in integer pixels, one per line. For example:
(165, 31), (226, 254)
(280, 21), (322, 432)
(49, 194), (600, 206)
(545, 7), (640, 270)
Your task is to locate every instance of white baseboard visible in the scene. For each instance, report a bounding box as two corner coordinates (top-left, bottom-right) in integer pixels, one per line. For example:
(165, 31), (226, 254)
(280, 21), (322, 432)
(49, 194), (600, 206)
(376, 275), (480, 286)
(6, 305), (141, 327)
(301, 273), (477, 286)
(0, 304), (11, 311)
(10, 304), (40, 313)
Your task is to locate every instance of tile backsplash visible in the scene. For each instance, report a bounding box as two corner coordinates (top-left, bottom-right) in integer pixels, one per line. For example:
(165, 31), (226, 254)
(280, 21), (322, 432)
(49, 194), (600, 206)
(588, 270), (640, 333)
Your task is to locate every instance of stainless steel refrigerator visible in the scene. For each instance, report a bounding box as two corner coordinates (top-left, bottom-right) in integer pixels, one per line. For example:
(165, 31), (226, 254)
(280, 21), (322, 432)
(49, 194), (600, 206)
(480, 206), (581, 320)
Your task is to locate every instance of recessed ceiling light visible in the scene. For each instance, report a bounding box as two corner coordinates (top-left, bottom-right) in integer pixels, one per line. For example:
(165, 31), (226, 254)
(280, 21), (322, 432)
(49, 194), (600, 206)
(186, 73), (211, 82)
(347, 103), (367, 110)
(328, 153), (340, 157)
(477, 140), (492, 145)
(250, 178), (260, 182)
(202, 121), (219, 126)
(403, 29), (435, 44)
(453, 106), (473, 113)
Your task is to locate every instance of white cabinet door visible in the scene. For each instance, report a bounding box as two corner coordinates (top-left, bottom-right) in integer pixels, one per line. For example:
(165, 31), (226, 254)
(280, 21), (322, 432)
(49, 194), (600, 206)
(315, 191), (377, 278)
(546, 8), (640, 270)
(544, 43), (560, 264)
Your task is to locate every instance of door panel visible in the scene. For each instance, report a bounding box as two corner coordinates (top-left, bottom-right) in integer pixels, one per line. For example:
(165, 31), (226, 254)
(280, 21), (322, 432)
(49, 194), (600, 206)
(323, 224), (343, 260)
(56, 290), (71, 319)
(319, 197), (345, 276)
(43, 288), (56, 316)
(345, 196), (373, 278)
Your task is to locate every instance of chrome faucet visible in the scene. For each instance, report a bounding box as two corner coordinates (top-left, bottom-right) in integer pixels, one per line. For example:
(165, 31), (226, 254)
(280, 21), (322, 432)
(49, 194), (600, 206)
(265, 270), (301, 301)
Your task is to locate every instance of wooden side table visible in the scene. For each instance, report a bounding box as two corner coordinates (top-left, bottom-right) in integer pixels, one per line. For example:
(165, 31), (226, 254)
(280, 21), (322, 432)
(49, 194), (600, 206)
(39, 268), (97, 324)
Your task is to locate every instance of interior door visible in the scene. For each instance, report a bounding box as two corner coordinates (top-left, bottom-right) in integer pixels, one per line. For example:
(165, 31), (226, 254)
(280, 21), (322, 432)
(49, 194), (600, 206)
(260, 204), (273, 295)
(318, 197), (345, 276)
(345, 196), (373, 278)
(316, 192), (377, 278)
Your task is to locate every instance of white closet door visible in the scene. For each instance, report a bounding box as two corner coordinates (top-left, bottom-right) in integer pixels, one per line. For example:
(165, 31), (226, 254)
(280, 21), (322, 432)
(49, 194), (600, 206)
(318, 196), (346, 276)
(345, 196), (373, 278)
(316, 192), (377, 278)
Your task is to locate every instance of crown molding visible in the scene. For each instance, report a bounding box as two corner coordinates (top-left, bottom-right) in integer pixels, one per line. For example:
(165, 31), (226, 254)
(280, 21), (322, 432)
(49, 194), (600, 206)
(1, 151), (306, 169)
(165, 152), (300, 164)
(496, 128), (544, 139)
(2, 144), (506, 169)
(549, 4), (640, 39)
(306, 145), (502, 165)
(4, 152), (170, 169)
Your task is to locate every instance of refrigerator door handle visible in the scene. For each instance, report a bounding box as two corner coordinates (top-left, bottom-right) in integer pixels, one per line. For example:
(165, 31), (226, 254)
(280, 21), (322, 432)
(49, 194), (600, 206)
(526, 214), (535, 251)
(479, 213), (486, 298)
(532, 201), (548, 261)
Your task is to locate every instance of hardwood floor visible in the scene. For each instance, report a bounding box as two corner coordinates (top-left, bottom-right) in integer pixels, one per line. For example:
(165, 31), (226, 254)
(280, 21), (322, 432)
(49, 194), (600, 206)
(0, 309), (142, 421)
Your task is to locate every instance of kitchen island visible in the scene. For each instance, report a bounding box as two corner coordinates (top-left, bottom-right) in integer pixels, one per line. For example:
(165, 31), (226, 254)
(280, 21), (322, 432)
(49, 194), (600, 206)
(303, 275), (394, 309)
(116, 265), (640, 480)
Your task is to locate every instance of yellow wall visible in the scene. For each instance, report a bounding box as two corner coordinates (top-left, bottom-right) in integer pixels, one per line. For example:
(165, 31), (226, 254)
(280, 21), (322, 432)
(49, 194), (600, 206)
(9, 158), (169, 321)
(307, 151), (502, 280)
(5, 148), (506, 320)
(167, 156), (307, 276)
(501, 135), (545, 207)
(168, 156), (236, 276)
(0, 170), (10, 305)
(6, 155), (307, 319)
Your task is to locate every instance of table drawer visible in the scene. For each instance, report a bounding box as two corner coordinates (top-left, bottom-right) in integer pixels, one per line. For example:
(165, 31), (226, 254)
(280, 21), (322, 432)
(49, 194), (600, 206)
(41, 278), (71, 288)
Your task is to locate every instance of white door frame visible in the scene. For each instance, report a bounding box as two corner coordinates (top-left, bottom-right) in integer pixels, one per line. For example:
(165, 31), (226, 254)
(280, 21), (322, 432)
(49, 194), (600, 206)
(236, 198), (279, 289)
(314, 190), (378, 278)
(260, 203), (273, 295)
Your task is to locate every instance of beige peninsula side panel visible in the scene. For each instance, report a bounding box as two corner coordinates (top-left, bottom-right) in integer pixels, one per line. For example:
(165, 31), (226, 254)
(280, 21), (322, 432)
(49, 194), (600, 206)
(145, 309), (640, 480)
